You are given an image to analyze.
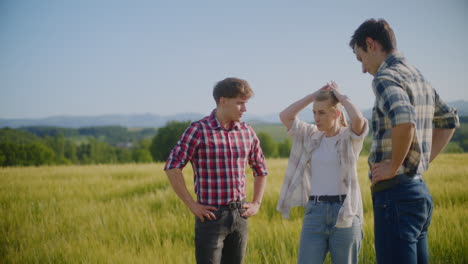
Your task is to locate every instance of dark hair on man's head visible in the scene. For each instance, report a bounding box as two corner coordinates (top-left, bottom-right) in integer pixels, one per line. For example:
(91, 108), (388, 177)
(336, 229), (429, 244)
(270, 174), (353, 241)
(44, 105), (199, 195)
(349, 18), (396, 53)
(213, 77), (253, 104)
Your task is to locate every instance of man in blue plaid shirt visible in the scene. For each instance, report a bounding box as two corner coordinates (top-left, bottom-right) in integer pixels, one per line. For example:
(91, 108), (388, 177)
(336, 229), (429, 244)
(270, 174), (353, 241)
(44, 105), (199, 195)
(349, 19), (459, 264)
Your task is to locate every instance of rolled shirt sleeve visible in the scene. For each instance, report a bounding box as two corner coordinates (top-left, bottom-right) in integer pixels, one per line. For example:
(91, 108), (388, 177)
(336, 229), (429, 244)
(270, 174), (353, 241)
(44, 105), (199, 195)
(248, 127), (268, 177)
(164, 124), (201, 171)
(433, 90), (459, 129)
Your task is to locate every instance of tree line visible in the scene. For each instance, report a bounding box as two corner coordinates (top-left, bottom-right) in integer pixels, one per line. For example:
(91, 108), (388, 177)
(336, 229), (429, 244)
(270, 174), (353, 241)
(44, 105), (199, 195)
(1, 117), (466, 167)
(0, 126), (155, 166)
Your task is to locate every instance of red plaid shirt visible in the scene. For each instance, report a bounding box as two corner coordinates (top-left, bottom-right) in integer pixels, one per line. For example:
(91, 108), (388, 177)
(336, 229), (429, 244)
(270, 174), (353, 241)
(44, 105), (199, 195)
(164, 110), (268, 205)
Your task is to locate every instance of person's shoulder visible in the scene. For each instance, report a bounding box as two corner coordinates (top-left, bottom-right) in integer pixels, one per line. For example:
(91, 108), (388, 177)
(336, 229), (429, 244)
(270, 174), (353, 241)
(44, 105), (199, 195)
(373, 67), (404, 95)
(237, 121), (254, 131)
(195, 114), (214, 125)
(375, 66), (401, 81)
(238, 122), (261, 137)
(183, 116), (210, 133)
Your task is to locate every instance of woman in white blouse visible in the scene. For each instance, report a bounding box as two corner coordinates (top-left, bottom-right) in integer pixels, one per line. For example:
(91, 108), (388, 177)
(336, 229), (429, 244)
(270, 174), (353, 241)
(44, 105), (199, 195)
(277, 81), (368, 264)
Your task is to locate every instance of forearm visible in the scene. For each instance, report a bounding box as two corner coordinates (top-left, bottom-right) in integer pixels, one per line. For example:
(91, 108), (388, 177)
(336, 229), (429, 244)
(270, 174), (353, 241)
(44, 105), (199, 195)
(251, 175), (267, 205)
(430, 128), (455, 162)
(328, 81), (365, 135)
(165, 168), (196, 207)
(279, 93), (316, 129)
(390, 123), (415, 175)
(339, 96), (366, 135)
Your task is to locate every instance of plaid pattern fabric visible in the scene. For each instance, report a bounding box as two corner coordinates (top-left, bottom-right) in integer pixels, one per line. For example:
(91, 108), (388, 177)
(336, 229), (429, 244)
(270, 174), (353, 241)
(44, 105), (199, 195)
(369, 52), (459, 178)
(276, 118), (369, 228)
(164, 110), (268, 205)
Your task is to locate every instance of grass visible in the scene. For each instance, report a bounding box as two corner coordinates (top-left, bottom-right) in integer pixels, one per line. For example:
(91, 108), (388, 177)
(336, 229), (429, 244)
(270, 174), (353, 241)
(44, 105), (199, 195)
(1, 154), (467, 263)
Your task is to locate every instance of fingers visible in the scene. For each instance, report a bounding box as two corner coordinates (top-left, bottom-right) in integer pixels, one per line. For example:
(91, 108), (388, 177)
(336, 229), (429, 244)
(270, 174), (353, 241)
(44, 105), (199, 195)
(371, 176), (380, 185)
(241, 203), (250, 217)
(241, 205), (250, 217)
(204, 205), (218, 211)
(241, 209), (250, 218)
(195, 205), (218, 222)
(198, 211), (216, 222)
(241, 203), (260, 217)
(203, 205), (217, 220)
(319, 84), (330, 92)
(371, 163), (380, 185)
(321, 81), (340, 92)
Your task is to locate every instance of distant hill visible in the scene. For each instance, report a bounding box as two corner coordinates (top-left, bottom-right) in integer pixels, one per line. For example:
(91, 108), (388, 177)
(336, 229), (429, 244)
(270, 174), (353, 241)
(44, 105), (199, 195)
(0, 113), (204, 129)
(1, 101), (466, 128)
(0, 112), (311, 129)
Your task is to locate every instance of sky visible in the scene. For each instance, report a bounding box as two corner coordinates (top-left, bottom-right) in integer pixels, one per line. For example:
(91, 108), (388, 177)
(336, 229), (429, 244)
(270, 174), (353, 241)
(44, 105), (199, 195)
(1, 0), (467, 119)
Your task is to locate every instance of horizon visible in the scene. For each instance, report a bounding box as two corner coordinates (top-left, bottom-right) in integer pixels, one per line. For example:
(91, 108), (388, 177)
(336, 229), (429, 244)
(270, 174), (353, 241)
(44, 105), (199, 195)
(1, 1), (467, 119)
(1, 99), (467, 121)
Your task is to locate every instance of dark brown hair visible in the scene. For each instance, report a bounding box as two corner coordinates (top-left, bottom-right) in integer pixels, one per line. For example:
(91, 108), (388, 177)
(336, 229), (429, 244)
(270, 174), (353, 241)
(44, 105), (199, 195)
(213, 77), (254, 104)
(349, 18), (397, 53)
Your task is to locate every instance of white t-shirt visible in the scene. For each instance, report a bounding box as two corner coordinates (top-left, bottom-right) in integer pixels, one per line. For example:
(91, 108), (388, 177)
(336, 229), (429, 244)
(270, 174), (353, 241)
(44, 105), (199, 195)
(310, 133), (347, 196)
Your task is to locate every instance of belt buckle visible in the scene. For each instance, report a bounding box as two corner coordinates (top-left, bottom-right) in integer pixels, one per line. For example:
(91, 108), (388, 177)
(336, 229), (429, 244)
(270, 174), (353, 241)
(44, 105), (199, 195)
(313, 196), (320, 203)
(228, 201), (240, 209)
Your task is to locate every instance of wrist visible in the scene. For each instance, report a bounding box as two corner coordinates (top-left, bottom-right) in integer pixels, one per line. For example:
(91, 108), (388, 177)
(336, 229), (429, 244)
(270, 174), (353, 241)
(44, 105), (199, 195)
(309, 92), (318, 101)
(186, 199), (198, 208)
(337, 94), (349, 102)
(389, 164), (400, 178)
(252, 200), (262, 206)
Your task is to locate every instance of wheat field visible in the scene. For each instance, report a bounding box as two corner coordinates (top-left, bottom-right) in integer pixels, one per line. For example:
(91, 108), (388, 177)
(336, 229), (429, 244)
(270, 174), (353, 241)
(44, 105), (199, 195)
(1, 154), (467, 263)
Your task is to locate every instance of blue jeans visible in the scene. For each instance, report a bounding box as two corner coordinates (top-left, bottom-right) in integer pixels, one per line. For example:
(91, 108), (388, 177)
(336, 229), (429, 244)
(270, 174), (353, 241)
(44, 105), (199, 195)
(195, 207), (248, 264)
(372, 175), (433, 264)
(298, 201), (362, 264)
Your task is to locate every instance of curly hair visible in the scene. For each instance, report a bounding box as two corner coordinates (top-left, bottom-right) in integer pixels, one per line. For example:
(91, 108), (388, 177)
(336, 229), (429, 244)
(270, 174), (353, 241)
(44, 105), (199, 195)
(213, 78), (254, 104)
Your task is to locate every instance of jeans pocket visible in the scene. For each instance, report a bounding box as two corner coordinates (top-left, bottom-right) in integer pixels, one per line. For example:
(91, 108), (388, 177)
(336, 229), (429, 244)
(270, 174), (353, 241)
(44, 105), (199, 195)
(396, 198), (428, 242)
(372, 199), (393, 230)
(304, 203), (314, 215)
(202, 209), (224, 223)
(304, 202), (322, 216)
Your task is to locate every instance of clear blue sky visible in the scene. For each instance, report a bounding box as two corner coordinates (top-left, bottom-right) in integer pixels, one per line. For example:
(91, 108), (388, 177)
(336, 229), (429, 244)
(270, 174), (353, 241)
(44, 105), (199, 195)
(1, 0), (467, 119)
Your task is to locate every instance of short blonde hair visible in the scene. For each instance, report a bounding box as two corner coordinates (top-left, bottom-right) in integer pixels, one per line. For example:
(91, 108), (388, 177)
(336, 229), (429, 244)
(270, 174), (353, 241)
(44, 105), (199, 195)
(315, 90), (348, 127)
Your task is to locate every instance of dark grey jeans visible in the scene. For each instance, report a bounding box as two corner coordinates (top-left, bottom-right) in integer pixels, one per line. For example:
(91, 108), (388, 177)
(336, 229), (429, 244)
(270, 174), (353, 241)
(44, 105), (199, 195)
(195, 207), (248, 264)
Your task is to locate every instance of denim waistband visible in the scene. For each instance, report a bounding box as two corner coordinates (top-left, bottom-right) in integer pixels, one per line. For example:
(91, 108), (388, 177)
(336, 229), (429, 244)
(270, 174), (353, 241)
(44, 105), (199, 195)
(199, 200), (246, 210)
(371, 174), (423, 193)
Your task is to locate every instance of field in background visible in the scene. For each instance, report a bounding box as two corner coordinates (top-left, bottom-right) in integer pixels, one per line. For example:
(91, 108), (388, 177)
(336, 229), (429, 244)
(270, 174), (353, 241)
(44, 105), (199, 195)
(1, 154), (467, 263)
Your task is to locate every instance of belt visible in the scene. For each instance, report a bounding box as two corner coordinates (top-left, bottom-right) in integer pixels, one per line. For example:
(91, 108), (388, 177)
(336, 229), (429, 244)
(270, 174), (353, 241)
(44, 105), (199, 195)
(371, 174), (423, 193)
(214, 200), (245, 210)
(308, 195), (346, 203)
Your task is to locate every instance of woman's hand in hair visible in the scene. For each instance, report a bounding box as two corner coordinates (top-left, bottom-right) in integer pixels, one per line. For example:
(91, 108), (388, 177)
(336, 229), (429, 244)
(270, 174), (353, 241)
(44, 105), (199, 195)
(328, 81), (366, 136)
(279, 84), (330, 130)
(313, 84), (329, 97)
(328, 81), (348, 103)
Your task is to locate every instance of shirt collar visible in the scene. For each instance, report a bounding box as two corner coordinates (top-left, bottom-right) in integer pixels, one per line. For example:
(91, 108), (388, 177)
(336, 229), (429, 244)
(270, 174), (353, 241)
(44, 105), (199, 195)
(208, 109), (240, 130)
(376, 51), (405, 74)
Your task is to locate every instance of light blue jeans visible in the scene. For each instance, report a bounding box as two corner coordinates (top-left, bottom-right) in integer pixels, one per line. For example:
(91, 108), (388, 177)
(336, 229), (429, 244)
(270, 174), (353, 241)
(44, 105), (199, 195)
(298, 201), (362, 264)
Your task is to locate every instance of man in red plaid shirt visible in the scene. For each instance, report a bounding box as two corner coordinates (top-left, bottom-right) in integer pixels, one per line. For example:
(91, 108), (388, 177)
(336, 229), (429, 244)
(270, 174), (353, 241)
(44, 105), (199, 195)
(164, 77), (268, 264)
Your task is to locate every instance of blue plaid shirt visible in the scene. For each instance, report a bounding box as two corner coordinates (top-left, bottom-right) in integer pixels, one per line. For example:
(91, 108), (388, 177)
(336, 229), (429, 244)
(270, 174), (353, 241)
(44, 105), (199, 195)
(369, 52), (459, 179)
